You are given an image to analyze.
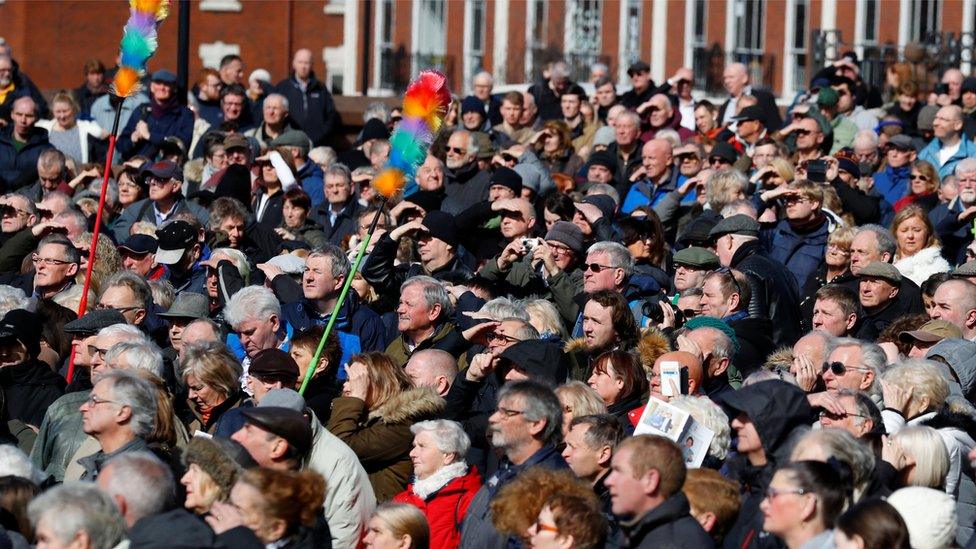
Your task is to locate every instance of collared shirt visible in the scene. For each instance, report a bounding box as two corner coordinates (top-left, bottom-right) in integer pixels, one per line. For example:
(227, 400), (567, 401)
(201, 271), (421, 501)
(153, 200), (180, 226)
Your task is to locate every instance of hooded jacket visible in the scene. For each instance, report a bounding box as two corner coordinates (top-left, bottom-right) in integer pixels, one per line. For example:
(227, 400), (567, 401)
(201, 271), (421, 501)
(327, 387), (446, 502)
(763, 215), (830, 291)
(721, 381), (813, 549)
(619, 491), (715, 549)
(927, 338), (976, 403)
(393, 466), (482, 549)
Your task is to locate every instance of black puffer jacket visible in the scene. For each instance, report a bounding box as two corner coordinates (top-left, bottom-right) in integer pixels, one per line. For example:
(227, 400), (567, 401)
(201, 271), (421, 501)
(721, 381), (814, 549)
(618, 491), (715, 549)
(729, 240), (801, 347)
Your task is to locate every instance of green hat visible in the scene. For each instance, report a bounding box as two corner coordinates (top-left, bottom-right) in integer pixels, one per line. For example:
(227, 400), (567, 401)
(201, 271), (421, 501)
(708, 214), (760, 239)
(857, 261), (902, 285)
(817, 87), (840, 108)
(269, 130), (312, 155)
(673, 247), (720, 269)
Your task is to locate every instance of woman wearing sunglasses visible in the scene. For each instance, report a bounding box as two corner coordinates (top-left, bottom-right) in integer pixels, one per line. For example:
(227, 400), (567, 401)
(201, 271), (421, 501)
(525, 494), (607, 549)
(760, 460), (851, 549)
(893, 160), (940, 212)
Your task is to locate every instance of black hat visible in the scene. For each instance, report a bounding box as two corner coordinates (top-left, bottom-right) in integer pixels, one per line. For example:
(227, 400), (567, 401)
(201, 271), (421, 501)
(677, 216), (720, 247)
(240, 406), (312, 457)
(460, 95), (486, 116)
(118, 234), (158, 256)
(155, 220), (197, 265)
(586, 151), (617, 174)
(64, 309), (127, 335)
(731, 105), (766, 125)
(248, 348), (300, 383)
(964, 77), (976, 95)
(627, 61), (651, 76)
(141, 160), (183, 183)
(490, 167), (523, 195)
(0, 310), (41, 359)
(359, 118), (391, 144)
(708, 141), (738, 165)
(420, 211), (459, 247)
(151, 70), (177, 84)
(709, 214), (760, 238)
(580, 194), (617, 220)
(836, 157), (860, 179)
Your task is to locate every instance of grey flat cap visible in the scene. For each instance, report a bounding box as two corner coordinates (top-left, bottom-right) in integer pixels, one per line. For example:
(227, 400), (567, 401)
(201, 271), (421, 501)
(64, 309), (127, 335)
(708, 214), (760, 239)
(857, 261), (903, 285)
(259, 388), (307, 412)
(953, 260), (976, 278)
(158, 292), (209, 320)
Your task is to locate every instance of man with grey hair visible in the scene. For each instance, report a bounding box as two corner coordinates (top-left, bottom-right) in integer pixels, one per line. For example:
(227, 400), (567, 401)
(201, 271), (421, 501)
(78, 369), (158, 481)
(28, 483), (126, 549)
(841, 224), (924, 315)
(224, 285), (288, 373)
(385, 275), (465, 368)
(852, 129), (881, 172)
(460, 379), (567, 546)
(684, 325), (738, 403)
(96, 451), (175, 527)
(718, 62), (782, 129)
(822, 337), (886, 399)
(0, 95), (54, 190)
(933, 157), (976, 263)
(311, 162), (361, 245)
(471, 70), (502, 126)
(273, 244), (387, 352)
(245, 92), (292, 149)
(442, 129), (492, 214)
(561, 413), (624, 513)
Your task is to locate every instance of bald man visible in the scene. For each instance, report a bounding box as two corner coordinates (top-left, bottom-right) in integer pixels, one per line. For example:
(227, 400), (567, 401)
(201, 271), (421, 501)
(717, 62), (782, 130)
(405, 349), (458, 396)
(621, 139), (675, 214)
(650, 351), (704, 401)
(929, 279), (976, 341)
(275, 48), (338, 145)
(1, 96), (54, 189)
(919, 104), (976, 179)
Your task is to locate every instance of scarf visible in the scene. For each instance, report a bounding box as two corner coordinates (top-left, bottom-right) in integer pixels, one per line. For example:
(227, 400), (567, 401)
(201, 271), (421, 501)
(150, 95), (179, 119)
(411, 462), (468, 500)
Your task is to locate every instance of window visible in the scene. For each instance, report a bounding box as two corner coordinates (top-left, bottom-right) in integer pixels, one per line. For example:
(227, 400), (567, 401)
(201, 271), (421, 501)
(413, 0), (448, 75)
(690, 0), (711, 91)
(731, 0), (766, 87)
(525, 0), (550, 82)
(375, 0), (396, 93)
(863, 0), (879, 44)
(788, 0), (809, 95)
(565, 0), (602, 81)
(465, 0), (487, 91)
(909, 0), (941, 42)
(621, 0), (642, 72)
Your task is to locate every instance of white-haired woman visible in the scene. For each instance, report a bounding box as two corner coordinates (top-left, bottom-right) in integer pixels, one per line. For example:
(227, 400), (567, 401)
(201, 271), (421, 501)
(392, 419), (481, 549)
(883, 360), (976, 543)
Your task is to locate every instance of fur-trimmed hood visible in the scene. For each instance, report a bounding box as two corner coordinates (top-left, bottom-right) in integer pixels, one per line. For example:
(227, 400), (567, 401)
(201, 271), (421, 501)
(764, 346), (794, 372)
(636, 327), (671, 372)
(369, 387), (445, 424)
(564, 337), (588, 354)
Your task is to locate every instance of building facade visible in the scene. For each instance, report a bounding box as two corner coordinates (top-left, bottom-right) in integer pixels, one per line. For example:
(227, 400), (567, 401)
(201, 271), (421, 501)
(2, 0), (976, 101)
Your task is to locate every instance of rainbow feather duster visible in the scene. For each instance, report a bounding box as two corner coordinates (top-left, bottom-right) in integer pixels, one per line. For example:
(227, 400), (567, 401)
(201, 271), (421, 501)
(373, 70), (452, 198)
(111, 0), (171, 98)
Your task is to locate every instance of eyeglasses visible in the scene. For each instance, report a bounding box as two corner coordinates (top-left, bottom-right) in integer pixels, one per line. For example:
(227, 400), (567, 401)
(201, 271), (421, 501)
(827, 244), (851, 255)
(910, 174), (930, 181)
(85, 394), (118, 407)
(794, 129), (813, 137)
(86, 345), (110, 359)
(145, 177), (172, 188)
(95, 304), (141, 314)
(676, 154), (700, 163)
(765, 487), (808, 500)
(447, 146), (467, 155)
(31, 254), (74, 266)
(489, 332), (521, 345)
(708, 157), (730, 165)
(822, 361), (872, 376)
(583, 263), (617, 273)
(496, 406), (525, 418)
(819, 410), (871, 421)
(533, 521), (559, 534)
(548, 242), (573, 256)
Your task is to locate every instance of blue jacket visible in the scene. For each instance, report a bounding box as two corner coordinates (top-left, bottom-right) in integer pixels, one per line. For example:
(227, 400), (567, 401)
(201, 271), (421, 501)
(763, 217), (830, 291)
(621, 170), (680, 214)
(281, 293), (389, 354)
(0, 127), (53, 191)
(919, 135), (976, 180)
(117, 100), (194, 160)
(298, 160), (326, 209)
(871, 165), (910, 206)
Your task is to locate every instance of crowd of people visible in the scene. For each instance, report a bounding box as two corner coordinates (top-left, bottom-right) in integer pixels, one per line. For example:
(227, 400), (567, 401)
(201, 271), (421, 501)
(2, 35), (976, 548)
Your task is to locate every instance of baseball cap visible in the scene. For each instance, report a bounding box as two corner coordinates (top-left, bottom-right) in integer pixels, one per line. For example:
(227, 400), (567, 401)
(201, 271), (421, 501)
(899, 319), (963, 344)
(155, 220), (197, 265)
(118, 234), (158, 256)
(141, 160), (183, 183)
(0, 310), (41, 359)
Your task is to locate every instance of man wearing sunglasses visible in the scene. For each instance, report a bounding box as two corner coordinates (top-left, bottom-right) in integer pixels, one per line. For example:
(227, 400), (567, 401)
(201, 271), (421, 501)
(441, 129), (493, 215)
(822, 337), (886, 395)
(111, 160), (208, 242)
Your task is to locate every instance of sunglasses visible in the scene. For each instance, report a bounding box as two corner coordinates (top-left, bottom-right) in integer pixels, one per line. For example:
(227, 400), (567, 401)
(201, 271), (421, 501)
(709, 157), (730, 165)
(910, 174), (929, 181)
(447, 146), (467, 155)
(794, 129), (813, 136)
(822, 361), (872, 376)
(583, 263), (618, 273)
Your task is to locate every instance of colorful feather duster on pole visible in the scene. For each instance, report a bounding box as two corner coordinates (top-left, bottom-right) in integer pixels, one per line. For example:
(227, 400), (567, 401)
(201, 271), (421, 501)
(67, 0), (170, 383)
(372, 70), (452, 198)
(111, 0), (171, 98)
(299, 70), (451, 395)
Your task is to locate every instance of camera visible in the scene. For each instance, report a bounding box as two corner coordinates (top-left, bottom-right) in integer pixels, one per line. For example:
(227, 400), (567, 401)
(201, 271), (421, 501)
(806, 159), (828, 183)
(521, 237), (542, 253)
(641, 295), (685, 326)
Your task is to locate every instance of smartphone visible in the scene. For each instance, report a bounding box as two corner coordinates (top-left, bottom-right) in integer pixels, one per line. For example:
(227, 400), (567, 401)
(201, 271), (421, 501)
(806, 159), (828, 183)
(661, 361), (682, 397)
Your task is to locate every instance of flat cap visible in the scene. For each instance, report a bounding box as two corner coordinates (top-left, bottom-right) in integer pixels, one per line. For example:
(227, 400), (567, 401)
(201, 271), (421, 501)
(269, 130), (312, 155)
(887, 134), (916, 152)
(240, 406), (311, 457)
(223, 134), (249, 151)
(627, 61), (651, 76)
(709, 214), (760, 238)
(673, 247), (720, 269)
(899, 319), (963, 344)
(248, 348), (300, 383)
(158, 292), (209, 320)
(151, 70), (177, 84)
(857, 260), (903, 284)
(64, 309), (127, 334)
(953, 260), (976, 277)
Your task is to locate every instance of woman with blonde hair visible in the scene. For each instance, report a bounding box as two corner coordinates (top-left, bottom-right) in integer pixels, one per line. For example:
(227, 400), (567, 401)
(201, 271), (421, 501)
(554, 381), (607, 437)
(37, 92), (107, 164)
(894, 160), (940, 212)
(364, 503), (430, 549)
(885, 425), (950, 490)
(178, 341), (244, 434)
(180, 436), (256, 516)
(523, 299), (568, 343)
(328, 352), (446, 501)
(891, 204), (950, 286)
(801, 226), (855, 306)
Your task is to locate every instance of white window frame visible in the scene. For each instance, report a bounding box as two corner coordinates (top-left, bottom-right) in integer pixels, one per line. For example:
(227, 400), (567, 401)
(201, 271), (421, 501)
(411, 0), (448, 77)
(619, 0), (643, 85)
(524, 0), (549, 82)
(370, 0), (396, 95)
(782, 0), (810, 98)
(564, 0), (603, 81)
(463, 0), (487, 94)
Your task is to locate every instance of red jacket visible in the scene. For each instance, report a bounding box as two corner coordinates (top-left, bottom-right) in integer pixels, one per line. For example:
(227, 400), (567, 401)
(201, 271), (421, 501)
(392, 468), (482, 549)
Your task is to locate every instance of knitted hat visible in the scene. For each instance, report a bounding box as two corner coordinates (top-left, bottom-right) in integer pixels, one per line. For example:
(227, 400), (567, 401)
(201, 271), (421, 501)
(461, 96), (486, 116)
(888, 487), (956, 549)
(490, 167), (523, 196)
(545, 221), (584, 255)
(817, 87), (840, 108)
(586, 151), (617, 174)
(181, 436), (257, 499)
